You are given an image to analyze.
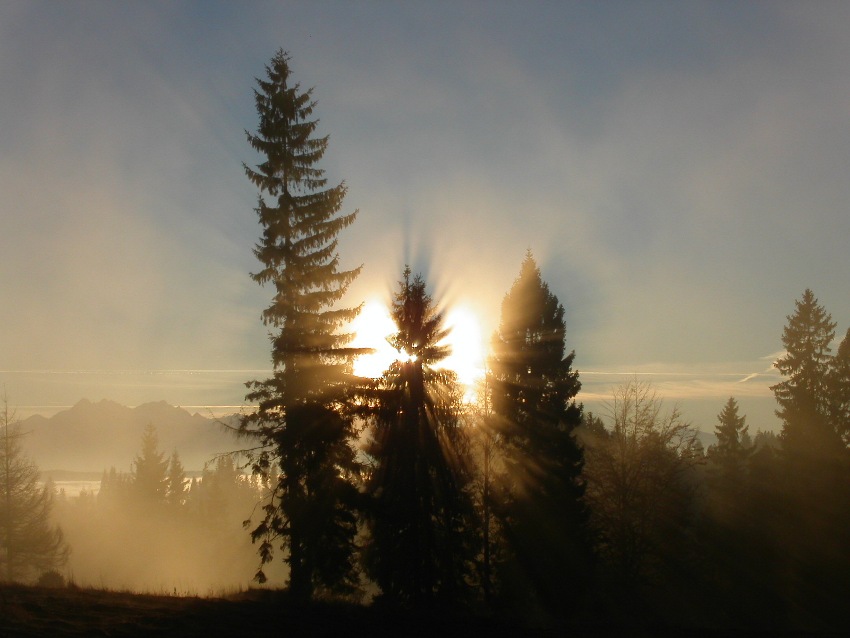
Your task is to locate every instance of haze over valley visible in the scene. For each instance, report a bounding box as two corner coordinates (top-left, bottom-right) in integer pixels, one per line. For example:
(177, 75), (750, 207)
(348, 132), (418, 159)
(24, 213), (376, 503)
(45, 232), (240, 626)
(23, 399), (239, 474)
(4, 3), (850, 635)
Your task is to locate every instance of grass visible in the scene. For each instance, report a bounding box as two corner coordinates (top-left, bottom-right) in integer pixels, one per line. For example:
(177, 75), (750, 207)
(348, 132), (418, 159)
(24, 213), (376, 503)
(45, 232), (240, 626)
(3, 581), (792, 637)
(0, 583), (561, 638)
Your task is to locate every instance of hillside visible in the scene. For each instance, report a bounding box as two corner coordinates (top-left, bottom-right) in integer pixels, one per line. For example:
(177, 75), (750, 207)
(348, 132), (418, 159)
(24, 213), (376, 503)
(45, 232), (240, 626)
(19, 399), (243, 472)
(0, 583), (684, 638)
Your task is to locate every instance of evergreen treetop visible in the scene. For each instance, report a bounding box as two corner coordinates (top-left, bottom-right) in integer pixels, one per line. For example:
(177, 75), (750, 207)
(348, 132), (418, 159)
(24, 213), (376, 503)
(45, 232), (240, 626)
(363, 267), (475, 607)
(771, 289), (842, 460)
(772, 289), (836, 422)
(166, 450), (187, 507)
(244, 48), (360, 371)
(828, 328), (850, 443)
(132, 424), (169, 503)
(490, 251), (582, 442)
(239, 49), (362, 601)
(710, 397), (751, 477)
(488, 252), (591, 617)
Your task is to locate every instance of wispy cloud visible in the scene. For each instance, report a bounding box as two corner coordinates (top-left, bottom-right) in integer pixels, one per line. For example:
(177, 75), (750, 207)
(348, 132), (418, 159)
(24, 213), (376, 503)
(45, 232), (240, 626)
(577, 360), (782, 430)
(3, 4), (849, 435)
(738, 373), (761, 383)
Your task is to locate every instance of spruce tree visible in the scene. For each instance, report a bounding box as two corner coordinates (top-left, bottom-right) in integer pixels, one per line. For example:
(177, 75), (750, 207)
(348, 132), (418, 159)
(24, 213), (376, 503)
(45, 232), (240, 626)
(363, 267), (475, 607)
(166, 450), (187, 507)
(239, 49), (362, 599)
(770, 290), (850, 623)
(489, 251), (593, 616)
(469, 373), (500, 606)
(771, 289), (841, 463)
(828, 327), (850, 444)
(710, 397), (751, 480)
(702, 396), (755, 614)
(131, 424), (169, 504)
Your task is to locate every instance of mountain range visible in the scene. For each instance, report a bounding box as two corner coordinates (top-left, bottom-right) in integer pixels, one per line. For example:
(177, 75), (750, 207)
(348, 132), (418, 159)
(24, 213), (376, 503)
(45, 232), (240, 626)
(17, 398), (721, 474)
(18, 399), (243, 472)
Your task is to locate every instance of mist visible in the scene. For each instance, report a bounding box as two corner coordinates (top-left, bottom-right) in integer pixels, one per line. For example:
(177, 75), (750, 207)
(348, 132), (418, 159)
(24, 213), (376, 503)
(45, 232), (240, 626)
(47, 427), (287, 594)
(4, 3), (850, 635)
(5, 3), (850, 403)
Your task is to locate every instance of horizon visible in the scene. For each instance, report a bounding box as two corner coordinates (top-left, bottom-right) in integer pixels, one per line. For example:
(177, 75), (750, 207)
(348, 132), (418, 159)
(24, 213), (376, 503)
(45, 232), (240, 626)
(3, 3), (850, 428)
(4, 365), (780, 435)
(5, 5), (850, 619)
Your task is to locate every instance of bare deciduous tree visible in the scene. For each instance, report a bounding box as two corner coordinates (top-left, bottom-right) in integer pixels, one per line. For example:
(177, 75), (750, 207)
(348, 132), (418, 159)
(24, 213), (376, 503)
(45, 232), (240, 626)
(0, 398), (68, 582)
(583, 379), (700, 587)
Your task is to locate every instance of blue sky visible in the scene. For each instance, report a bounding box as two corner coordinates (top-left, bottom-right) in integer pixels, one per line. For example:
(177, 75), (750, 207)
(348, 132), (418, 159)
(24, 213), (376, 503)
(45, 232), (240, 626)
(3, 2), (850, 430)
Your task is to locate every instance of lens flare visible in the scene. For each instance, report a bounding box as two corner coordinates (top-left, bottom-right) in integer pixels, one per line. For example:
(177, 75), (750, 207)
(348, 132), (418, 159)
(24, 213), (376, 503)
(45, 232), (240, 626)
(439, 306), (486, 398)
(351, 301), (399, 378)
(351, 300), (485, 401)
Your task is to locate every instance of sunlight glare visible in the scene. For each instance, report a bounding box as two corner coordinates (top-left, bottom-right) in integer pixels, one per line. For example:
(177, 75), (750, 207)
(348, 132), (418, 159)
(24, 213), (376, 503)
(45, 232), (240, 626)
(440, 306), (486, 398)
(351, 301), (486, 401)
(351, 301), (401, 378)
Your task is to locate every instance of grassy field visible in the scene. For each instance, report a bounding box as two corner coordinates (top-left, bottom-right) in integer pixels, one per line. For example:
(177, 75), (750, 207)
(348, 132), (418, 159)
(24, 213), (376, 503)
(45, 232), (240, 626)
(0, 584), (567, 638)
(3, 582), (800, 637)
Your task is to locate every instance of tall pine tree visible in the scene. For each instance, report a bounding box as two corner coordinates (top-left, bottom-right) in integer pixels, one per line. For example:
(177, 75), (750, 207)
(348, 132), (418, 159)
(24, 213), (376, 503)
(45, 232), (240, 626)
(489, 252), (593, 617)
(709, 397), (751, 481)
(828, 328), (850, 444)
(131, 424), (169, 504)
(770, 290), (850, 624)
(771, 289), (841, 464)
(166, 450), (187, 508)
(363, 268), (476, 607)
(701, 396), (756, 619)
(239, 50), (362, 600)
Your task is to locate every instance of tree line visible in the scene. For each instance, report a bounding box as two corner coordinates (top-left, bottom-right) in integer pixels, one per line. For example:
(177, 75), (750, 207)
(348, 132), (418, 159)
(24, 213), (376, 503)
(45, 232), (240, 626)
(58, 424), (273, 592)
(0, 416), (273, 591)
(4, 48), (850, 631)
(0, 399), (67, 583)
(235, 49), (850, 630)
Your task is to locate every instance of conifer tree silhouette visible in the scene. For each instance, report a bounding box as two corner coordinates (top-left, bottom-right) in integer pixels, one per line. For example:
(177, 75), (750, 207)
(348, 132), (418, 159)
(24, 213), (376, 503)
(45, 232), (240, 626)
(489, 252), (593, 616)
(239, 50), (362, 599)
(363, 267), (475, 606)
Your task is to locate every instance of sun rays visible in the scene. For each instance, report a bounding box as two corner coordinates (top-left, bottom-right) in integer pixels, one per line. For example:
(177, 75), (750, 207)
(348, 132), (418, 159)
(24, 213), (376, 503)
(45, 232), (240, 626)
(441, 306), (486, 392)
(350, 300), (485, 399)
(350, 301), (400, 379)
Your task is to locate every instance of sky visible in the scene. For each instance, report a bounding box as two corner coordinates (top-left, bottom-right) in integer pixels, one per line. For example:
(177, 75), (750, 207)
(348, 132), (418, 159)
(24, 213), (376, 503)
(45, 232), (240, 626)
(2, 1), (850, 431)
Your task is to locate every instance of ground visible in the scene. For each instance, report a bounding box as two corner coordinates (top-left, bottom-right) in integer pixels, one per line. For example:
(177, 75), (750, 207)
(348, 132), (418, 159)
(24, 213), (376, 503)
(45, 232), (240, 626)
(0, 585), (551, 638)
(1, 583), (810, 637)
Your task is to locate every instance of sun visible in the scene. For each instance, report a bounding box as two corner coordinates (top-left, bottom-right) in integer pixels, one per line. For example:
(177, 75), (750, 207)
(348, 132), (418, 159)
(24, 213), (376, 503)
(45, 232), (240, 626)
(439, 306), (486, 392)
(350, 300), (486, 400)
(350, 301), (400, 379)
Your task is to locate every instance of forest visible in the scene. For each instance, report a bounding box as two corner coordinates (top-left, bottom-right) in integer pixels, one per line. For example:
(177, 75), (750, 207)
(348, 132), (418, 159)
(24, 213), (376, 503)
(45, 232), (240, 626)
(3, 48), (850, 634)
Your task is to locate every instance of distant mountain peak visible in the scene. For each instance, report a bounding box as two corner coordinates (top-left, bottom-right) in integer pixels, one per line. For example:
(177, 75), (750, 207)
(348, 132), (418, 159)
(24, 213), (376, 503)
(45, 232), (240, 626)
(21, 398), (240, 472)
(71, 398), (125, 411)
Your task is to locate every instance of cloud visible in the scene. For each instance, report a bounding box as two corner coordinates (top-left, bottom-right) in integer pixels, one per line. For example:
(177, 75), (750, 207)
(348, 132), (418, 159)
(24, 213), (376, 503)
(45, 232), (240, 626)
(578, 361), (781, 431)
(3, 3), (850, 431)
(0, 3), (268, 373)
(760, 351), (787, 374)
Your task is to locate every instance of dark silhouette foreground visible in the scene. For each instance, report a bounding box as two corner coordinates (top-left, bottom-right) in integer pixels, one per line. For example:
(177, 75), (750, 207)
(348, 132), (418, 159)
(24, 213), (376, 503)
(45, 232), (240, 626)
(0, 582), (787, 638)
(0, 583), (578, 638)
